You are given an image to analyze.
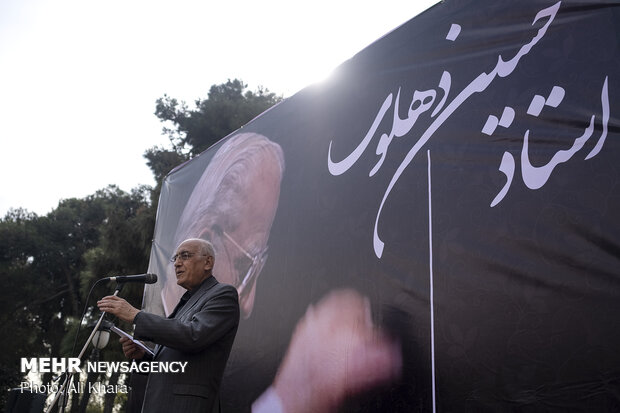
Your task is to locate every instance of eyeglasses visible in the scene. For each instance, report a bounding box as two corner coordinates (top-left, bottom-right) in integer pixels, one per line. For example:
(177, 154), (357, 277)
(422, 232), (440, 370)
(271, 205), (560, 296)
(217, 230), (268, 297)
(169, 251), (207, 263)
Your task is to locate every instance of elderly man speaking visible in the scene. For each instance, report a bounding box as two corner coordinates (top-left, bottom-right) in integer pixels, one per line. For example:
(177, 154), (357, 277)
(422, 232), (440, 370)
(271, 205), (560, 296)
(98, 238), (240, 413)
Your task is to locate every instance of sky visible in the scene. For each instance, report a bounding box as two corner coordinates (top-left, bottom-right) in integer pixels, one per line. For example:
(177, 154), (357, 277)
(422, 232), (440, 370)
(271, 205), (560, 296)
(0, 0), (439, 217)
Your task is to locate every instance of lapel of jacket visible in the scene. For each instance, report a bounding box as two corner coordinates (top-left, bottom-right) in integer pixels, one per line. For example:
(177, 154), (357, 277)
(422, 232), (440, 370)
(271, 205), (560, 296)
(153, 276), (219, 358)
(167, 291), (191, 319)
(175, 275), (218, 320)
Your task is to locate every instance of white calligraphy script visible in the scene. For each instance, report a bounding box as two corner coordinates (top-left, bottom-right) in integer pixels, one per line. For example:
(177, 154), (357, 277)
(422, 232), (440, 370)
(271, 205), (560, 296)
(489, 77), (610, 206)
(327, 2), (609, 259)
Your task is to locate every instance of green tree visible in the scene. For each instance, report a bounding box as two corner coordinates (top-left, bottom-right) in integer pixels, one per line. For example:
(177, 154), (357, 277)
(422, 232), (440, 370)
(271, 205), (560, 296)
(154, 78), (282, 155)
(70, 186), (154, 413)
(0, 186), (154, 411)
(0, 209), (45, 404)
(145, 79), (281, 209)
(143, 146), (188, 208)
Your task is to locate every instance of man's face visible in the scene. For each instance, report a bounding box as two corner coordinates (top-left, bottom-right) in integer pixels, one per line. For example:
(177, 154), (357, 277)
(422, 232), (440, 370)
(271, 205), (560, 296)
(173, 240), (214, 291)
(201, 161), (281, 317)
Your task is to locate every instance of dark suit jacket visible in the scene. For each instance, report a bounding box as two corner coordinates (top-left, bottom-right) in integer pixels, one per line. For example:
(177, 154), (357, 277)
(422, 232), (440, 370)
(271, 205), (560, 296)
(133, 276), (239, 413)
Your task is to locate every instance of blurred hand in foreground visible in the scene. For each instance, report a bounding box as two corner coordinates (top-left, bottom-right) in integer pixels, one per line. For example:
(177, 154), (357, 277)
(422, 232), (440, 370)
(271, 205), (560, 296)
(273, 289), (402, 413)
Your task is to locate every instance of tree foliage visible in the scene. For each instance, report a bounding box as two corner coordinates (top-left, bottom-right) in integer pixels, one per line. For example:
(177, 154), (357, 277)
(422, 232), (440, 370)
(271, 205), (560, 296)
(154, 78), (282, 155)
(0, 187), (153, 411)
(145, 79), (281, 209)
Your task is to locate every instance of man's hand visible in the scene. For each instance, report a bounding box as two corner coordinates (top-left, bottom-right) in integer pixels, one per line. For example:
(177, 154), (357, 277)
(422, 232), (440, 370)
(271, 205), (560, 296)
(272, 289), (402, 413)
(119, 336), (146, 360)
(97, 295), (140, 323)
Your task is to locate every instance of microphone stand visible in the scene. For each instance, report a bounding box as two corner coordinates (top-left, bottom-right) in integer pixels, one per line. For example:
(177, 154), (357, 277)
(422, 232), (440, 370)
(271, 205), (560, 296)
(46, 283), (125, 413)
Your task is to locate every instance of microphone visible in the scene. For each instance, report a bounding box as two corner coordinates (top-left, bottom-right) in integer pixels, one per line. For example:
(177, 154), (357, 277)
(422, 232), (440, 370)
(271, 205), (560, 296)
(104, 273), (158, 284)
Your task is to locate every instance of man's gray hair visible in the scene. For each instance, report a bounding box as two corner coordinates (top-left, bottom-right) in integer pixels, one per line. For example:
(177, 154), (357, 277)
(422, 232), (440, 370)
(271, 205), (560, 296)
(174, 132), (285, 246)
(186, 238), (215, 260)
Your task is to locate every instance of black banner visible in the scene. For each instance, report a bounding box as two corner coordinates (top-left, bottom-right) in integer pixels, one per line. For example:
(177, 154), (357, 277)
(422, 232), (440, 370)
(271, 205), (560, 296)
(144, 1), (620, 411)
